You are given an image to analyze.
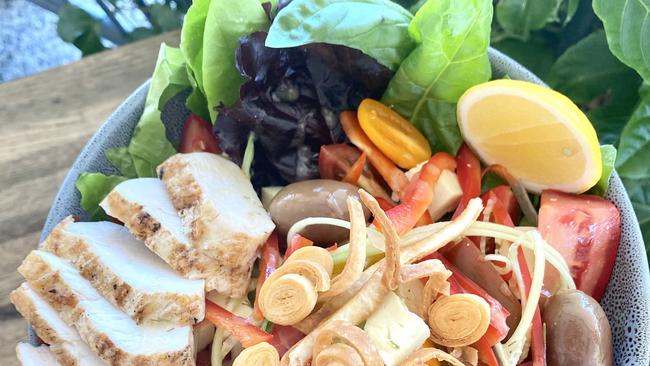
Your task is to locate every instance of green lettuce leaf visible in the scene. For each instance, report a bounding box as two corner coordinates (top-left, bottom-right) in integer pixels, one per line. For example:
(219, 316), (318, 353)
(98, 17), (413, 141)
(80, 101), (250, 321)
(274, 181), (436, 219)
(266, 0), (415, 71)
(105, 147), (138, 178)
(616, 86), (650, 179)
(181, 0), (211, 94)
(495, 0), (560, 41)
(593, 0), (650, 81)
(127, 44), (184, 177)
(202, 0), (270, 121)
(381, 0), (492, 154)
(75, 173), (127, 221)
(590, 144), (617, 196)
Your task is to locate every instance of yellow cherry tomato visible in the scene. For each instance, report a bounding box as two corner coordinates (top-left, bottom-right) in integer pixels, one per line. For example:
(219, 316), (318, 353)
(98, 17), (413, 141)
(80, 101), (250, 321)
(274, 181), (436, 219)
(357, 99), (432, 169)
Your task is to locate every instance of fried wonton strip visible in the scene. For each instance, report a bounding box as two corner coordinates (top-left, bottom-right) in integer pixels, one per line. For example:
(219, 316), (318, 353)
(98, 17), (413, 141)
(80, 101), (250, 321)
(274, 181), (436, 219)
(401, 348), (465, 366)
(359, 190), (401, 291)
(233, 342), (280, 366)
(281, 198), (484, 366)
(427, 294), (491, 347)
(399, 259), (449, 283)
(295, 267), (375, 334)
(319, 198), (367, 300)
(312, 320), (382, 366)
(421, 269), (453, 322)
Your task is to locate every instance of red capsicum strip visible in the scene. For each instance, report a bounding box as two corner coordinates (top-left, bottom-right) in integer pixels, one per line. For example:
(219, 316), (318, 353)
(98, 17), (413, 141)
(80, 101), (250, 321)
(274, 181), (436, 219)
(489, 193), (545, 366)
(453, 144), (481, 219)
(253, 232), (280, 321)
(285, 234), (314, 258)
(378, 153), (456, 235)
(342, 152), (367, 185)
(340, 111), (409, 196)
(205, 300), (274, 348)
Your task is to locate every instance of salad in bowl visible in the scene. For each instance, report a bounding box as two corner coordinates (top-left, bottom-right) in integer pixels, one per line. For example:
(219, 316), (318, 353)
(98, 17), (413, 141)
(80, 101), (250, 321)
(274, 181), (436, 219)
(10, 0), (649, 366)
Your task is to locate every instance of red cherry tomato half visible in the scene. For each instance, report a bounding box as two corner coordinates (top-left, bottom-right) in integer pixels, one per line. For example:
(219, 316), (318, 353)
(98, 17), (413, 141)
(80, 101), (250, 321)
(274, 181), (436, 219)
(179, 114), (222, 154)
(538, 190), (621, 301)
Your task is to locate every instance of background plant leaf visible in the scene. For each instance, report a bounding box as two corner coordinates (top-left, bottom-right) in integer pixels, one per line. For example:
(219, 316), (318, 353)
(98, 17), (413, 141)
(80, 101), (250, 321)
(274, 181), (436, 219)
(616, 89), (650, 179)
(593, 0), (650, 81)
(495, 0), (560, 40)
(57, 4), (106, 56)
(623, 177), (650, 262)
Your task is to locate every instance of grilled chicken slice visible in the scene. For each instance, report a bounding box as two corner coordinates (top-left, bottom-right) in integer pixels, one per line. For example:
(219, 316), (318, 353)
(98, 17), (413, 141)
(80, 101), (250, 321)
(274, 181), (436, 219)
(18, 250), (194, 366)
(17, 343), (62, 366)
(100, 178), (222, 283)
(41, 218), (204, 326)
(158, 153), (275, 296)
(11, 283), (104, 366)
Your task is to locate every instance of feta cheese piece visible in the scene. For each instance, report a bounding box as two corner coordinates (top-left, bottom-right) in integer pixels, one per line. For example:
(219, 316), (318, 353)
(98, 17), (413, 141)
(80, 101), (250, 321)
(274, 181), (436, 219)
(406, 164), (462, 221)
(363, 292), (430, 366)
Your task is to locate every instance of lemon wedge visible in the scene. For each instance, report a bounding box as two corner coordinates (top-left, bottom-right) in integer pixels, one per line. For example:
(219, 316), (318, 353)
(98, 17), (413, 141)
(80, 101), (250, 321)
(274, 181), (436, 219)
(457, 79), (602, 193)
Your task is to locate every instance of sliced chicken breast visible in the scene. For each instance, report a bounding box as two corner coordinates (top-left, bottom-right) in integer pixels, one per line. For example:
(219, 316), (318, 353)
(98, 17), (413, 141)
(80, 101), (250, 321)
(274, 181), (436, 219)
(11, 283), (104, 366)
(158, 153), (275, 296)
(17, 343), (62, 366)
(41, 218), (204, 325)
(18, 250), (194, 366)
(100, 178), (222, 284)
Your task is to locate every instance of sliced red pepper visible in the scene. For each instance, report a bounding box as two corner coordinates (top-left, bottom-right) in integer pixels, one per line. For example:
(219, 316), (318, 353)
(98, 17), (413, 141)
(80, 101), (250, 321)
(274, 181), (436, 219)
(253, 232), (280, 321)
(453, 144), (481, 218)
(379, 153), (456, 235)
(481, 185), (520, 224)
(432, 253), (510, 345)
(340, 111), (409, 196)
(205, 300), (273, 348)
(517, 247), (545, 366)
(472, 335), (499, 366)
(342, 152), (367, 185)
(269, 325), (305, 357)
(375, 197), (396, 211)
(285, 234), (314, 258)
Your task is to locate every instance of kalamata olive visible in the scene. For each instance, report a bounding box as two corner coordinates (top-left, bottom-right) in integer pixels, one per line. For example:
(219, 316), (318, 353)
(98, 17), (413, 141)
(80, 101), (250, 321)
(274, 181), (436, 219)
(269, 179), (370, 245)
(543, 289), (613, 366)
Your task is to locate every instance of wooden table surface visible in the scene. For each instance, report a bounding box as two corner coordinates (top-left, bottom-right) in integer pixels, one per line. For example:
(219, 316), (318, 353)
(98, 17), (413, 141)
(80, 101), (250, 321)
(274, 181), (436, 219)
(0, 30), (179, 365)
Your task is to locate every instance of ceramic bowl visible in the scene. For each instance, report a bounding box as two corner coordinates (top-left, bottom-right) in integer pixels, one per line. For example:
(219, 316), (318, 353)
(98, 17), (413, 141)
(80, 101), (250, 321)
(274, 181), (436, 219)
(37, 48), (650, 365)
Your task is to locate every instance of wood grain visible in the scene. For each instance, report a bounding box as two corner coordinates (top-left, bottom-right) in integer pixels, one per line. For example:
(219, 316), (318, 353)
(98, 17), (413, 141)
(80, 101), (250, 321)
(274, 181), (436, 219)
(0, 30), (179, 366)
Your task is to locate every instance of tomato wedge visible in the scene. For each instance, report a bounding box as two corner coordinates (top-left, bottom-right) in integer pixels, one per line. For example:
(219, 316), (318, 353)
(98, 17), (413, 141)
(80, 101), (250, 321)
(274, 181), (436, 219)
(285, 234), (314, 258)
(205, 300), (273, 348)
(253, 232), (280, 321)
(538, 190), (621, 300)
(179, 114), (221, 154)
(453, 144), (481, 218)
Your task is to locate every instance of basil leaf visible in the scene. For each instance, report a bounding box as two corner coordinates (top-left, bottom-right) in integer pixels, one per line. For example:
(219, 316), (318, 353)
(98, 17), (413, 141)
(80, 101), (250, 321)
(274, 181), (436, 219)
(381, 0), (492, 154)
(181, 0), (211, 94)
(590, 144), (617, 196)
(593, 0), (650, 81)
(105, 147), (138, 178)
(202, 0), (270, 121)
(616, 89), (650, 179)
(495, 0), (560, 41)
(266, 0), (415, 71)
(127, 44), (182, 177)
(75, 173), (127, 221)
